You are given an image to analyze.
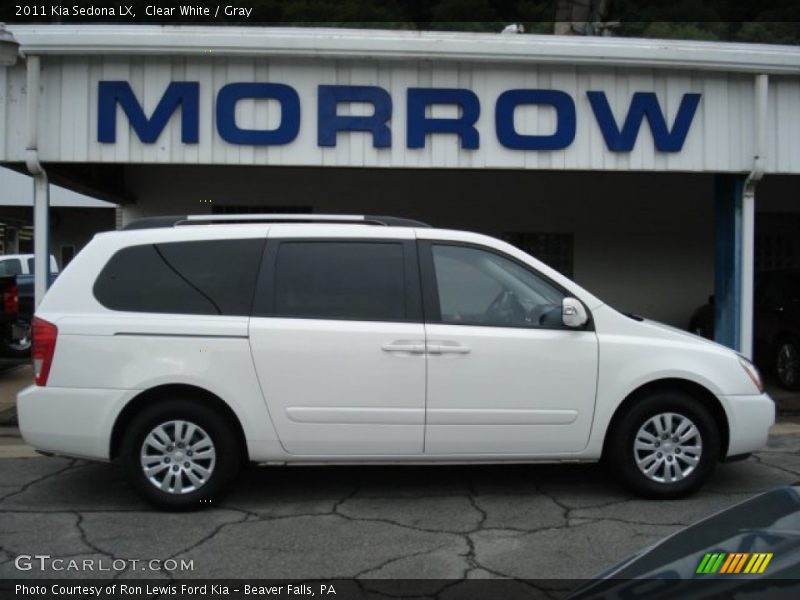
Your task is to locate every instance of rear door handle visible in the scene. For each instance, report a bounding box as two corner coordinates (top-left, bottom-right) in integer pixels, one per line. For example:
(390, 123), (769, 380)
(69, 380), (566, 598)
(381, 340), (426, 354)
(427, 341), (471, 355)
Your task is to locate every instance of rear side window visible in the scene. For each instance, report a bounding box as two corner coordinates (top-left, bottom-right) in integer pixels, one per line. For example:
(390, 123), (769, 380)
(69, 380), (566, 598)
(93, 239), (265, 315)
(272, 242), (407, 321)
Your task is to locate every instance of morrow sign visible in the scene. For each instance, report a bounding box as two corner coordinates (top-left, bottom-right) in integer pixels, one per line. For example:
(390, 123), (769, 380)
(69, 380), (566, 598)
(97, 82), (702, 153)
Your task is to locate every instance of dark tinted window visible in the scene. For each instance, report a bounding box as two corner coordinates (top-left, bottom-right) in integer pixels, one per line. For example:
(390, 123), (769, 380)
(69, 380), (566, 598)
(274, 242), (406, 321)
(94, 239), (265, 315)
(0, 259), (22, 276)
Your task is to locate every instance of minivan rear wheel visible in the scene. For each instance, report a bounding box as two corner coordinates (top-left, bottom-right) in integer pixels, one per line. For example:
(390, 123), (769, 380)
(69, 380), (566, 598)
(120, 399), (241, 510)
(607, 391), (720, 498)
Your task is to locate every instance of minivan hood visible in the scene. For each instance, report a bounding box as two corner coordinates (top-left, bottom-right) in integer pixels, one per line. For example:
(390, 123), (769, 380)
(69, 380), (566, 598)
(638, 317), (734, 354)
(642, 318), (715, 343)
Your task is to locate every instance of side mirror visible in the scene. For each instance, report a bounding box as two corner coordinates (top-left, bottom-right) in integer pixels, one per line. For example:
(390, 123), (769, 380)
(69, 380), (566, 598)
(562, 297), (589, 328)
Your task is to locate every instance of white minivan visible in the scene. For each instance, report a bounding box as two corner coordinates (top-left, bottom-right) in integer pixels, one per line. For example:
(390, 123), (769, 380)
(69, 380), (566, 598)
(18, 215), (774, 509)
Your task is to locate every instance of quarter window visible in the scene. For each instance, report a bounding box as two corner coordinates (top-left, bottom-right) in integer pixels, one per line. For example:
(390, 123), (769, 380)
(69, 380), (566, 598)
(273, 242), (407, 321)
(431, 244), (566, 328)
(93, 239), (265, 315)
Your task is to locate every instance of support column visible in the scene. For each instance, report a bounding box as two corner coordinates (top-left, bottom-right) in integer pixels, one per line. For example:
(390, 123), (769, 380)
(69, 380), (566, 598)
(740, 183), (756, 359)
(32, 172), (50, 307)
(25, 54), (51, 308)
(714, 174), (748, 353)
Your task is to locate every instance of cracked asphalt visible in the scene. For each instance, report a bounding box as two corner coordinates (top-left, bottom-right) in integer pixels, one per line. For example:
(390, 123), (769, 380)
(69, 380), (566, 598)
(1, 429), (799, 582)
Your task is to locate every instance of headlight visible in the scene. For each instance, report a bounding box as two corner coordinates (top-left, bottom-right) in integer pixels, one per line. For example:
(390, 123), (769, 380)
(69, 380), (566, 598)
(738, 355), (764, 394)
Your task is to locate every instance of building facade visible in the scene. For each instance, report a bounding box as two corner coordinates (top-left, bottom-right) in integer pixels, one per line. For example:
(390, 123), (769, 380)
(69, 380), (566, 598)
(1, 25), (799, 349)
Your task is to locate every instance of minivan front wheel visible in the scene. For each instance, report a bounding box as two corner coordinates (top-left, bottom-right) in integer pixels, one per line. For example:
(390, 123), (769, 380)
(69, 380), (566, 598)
(120, 399), (241, 510)
(608, 391), (720, 498)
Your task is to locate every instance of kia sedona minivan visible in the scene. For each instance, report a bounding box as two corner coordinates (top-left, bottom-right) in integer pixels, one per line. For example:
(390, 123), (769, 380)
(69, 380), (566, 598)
(18, 214), (774, 509)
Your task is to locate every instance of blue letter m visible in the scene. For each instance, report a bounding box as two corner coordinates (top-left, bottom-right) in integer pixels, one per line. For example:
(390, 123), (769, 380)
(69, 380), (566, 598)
(587, 91), (701, 152)
(98, 81), (199, 143)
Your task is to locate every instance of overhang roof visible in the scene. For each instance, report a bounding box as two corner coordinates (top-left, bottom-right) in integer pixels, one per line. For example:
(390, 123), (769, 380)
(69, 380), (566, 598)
(7, 25), (800, 75)
(0, 167), (115, 208)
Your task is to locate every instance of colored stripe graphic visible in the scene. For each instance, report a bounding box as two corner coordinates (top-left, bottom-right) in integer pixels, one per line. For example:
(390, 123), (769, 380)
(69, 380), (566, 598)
(698, 552), (774, 574)
(733, 553), (748, 573)
(697, 553), (726, 574)
(722, 553), (746, 573)
(719, 553), (737, 573)
(696, 553), (713, 573)
(745, 554), (762, 574)
(753, 553), (773, 574)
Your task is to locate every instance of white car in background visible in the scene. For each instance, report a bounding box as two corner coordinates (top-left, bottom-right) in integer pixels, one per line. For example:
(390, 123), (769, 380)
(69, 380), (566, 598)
(17, 215), (774, 509)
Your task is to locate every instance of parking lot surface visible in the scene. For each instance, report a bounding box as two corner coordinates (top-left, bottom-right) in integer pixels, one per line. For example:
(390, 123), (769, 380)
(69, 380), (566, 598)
(1, 429), (799, 581)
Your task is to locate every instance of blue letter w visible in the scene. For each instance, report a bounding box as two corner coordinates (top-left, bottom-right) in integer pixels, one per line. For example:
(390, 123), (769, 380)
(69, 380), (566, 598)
(587, 91), (701, 152)
(98, 81), (199, 143)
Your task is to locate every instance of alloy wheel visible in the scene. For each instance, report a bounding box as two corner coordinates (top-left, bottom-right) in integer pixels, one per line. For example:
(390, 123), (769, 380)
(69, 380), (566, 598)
(140, 420), (217, 494)
(777, 341), (799, 388)
(633, 412), (703, 484)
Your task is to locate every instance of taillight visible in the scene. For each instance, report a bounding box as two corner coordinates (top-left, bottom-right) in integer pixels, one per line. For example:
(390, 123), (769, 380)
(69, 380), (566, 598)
(2, 284), (18, 315)
(32, 317), (58, 386)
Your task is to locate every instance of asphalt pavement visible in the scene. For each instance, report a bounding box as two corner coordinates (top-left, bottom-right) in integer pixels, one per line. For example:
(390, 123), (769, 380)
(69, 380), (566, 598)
(1, 429), (800, 581)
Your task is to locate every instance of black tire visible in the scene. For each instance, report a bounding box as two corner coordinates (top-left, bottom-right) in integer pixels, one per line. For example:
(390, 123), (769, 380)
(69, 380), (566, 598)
(773, 336), (800, 391)
(1, 318), (31, 358)
(120, 398), (242, 510)
(607, 391), (720, 499)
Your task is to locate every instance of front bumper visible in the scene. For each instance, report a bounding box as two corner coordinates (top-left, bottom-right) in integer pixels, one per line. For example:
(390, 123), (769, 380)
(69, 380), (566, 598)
(720, 392), (776, 457)
(17, 385), (135, 461)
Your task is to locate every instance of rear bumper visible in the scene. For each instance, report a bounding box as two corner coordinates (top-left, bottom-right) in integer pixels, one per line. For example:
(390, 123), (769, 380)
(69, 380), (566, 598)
(17, 385), (135, 461)
(720, 392), (775, 457)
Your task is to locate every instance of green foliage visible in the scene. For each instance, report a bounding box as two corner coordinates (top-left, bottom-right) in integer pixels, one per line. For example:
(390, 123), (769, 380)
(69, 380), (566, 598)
(621, 22), (723, 42)
(735, 22), (800, 45)
(280, 0), (405, 24)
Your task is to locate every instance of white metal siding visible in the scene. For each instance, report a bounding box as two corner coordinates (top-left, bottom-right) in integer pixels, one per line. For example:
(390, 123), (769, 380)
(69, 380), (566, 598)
(1, 55), (798, 173)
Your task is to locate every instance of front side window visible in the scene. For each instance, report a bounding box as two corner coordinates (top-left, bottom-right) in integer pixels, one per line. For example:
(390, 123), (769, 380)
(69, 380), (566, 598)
(273, 242), (407, 321)
(93, 239), (265, 315)
(431, 244), (565, 328)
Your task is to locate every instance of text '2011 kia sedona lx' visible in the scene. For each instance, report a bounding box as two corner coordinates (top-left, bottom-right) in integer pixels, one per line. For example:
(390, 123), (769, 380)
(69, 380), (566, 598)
(19, 215), (774, 509)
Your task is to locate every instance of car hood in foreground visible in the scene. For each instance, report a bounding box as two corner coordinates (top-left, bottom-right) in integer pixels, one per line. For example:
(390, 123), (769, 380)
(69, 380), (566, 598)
(571, 484), (800, 598)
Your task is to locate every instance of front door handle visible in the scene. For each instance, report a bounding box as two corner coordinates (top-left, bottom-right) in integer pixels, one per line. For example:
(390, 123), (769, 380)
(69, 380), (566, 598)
(381, 340), (426, 354)
(427, 341), (471, 355)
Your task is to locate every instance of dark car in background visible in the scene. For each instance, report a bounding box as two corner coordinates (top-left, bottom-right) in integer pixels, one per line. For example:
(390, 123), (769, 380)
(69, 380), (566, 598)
(0, 275), (20, 351)
(0, 254), (58, 357)
(689, 270), (800, 391)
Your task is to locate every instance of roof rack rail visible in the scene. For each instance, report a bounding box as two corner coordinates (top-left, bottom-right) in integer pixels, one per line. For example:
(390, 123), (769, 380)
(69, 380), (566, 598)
(121, 214), (430, 231)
